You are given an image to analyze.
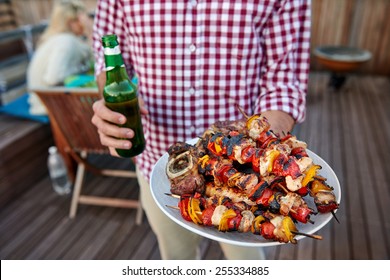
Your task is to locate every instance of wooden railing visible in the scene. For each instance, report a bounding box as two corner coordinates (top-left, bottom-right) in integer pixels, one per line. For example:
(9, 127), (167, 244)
(2, 0), (390, 76)
(0, 21), (47, 105)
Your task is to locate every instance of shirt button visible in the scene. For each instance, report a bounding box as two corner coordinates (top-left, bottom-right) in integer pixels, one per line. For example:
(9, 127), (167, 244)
(188, 87), (195, 95)
(190, 126), (196, 133)
(189, 44), (196, 53)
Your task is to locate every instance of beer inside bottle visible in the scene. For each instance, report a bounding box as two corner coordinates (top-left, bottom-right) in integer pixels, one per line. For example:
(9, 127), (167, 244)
(102, 34), (145, 157)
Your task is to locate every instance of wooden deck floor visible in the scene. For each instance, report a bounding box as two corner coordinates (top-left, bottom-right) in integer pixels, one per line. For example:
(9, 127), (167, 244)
(1, 72), (389, 260)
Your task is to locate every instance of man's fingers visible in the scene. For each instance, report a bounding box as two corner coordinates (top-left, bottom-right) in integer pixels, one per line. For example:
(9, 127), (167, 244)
(93, 115), (134, 139)
(98, 131), (132, 150)
(91, 98), (134, 156)
(92, 99), (126, 125)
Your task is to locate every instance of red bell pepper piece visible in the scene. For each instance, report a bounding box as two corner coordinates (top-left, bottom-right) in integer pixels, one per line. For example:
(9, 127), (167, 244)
(317, 201), (339, 213)
(260, 136), (278, 149)
(291, 147), (308, 158)
(260, 221), (275, 240)
(251, 148), (262, 173)
(257, 130), (272, 144)
(256, 188), (274, 207)
(201, 205), (215, 226)
(207, 134), (227, 156)
(240, 146), (256, 163)
(280, 133), (293, 143)
(178, 196), (192, 222)
(214, 164), (234, 184)
(228, 130), (240, 137)
(227, 212), (243, 231)
(248, 180), (269, 201)
(290, 207), (312, 224)
(272, 154), (302, 179)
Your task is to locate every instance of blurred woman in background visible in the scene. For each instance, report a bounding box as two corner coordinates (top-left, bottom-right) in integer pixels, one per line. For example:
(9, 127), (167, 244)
(27, 0), (93, 115)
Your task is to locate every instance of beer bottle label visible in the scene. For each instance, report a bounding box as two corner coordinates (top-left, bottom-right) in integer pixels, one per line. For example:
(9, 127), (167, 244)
(104, 45), (124, 71)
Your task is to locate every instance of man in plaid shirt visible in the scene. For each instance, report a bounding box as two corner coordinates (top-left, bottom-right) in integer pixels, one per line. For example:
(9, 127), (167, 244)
(92, 0), (311, 259)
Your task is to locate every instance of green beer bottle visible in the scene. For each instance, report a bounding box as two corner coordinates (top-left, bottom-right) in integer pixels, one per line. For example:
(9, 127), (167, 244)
(102, 34), (145, 157)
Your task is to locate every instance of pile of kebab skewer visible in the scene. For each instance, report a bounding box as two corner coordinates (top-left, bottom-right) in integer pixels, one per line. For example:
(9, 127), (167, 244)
(165, 112), (339, 244)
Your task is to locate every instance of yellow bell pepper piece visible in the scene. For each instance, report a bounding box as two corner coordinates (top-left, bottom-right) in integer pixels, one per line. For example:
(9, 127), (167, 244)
(251, 215), (265, 234)
(282, 216), (297, 244)
(267, 150), (280, 173)
(198, 155), (210, 169)
(246, 114), (261, 130)
(310, 179), (333, 194)
(302, 164), (321, 187)
(214, 142), (222, 154)
(188, 198), (203, 225)
(218, 209), (236, 232)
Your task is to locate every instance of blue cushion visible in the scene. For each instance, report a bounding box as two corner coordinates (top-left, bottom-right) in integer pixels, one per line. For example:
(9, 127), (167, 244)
(63, 74), (138, 88)
(0, 93), (49, 123)
(64, 74), (97, 88)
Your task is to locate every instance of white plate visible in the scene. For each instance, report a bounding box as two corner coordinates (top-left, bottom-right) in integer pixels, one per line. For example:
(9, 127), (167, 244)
(150, 139), (341, 247)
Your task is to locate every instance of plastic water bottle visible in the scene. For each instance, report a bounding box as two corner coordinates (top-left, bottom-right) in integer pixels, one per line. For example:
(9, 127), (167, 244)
(47, 146), (72, 195)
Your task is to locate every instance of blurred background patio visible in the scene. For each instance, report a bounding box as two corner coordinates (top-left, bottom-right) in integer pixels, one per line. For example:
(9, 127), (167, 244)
(0, 0), (389, 260)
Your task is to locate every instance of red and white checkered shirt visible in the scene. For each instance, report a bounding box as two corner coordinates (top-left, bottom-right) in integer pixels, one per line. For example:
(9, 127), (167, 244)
(93, 0), (311, 180)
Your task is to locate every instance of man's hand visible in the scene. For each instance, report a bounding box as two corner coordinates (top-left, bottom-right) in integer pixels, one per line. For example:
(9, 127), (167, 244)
(91, 99), (132, 157)
(93, 72), (148, 157)
(261, 110), (295, 136)
(91, 98), (148, 157)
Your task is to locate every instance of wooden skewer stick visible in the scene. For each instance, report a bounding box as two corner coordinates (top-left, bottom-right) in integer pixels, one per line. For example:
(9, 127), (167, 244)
(165, 193), (181, 199)
(166, 192), (318, 224)
(236, 104), (250, 119)
(290, 230), (323, 240)
(314, 175), (327, 181)
(167, 204), (323, 241)
(331, 210), (340, 224)
(277, 183), (290, 194)
(166, 205), (180, 210)
(166, 205), (202, 215)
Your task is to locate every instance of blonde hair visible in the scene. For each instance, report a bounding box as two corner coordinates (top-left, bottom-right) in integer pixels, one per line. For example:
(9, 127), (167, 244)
(39, 0), (86, 44)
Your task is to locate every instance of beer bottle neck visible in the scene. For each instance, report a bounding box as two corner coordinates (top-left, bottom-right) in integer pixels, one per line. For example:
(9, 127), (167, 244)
(106, 65), (131, 84)
(104, 46), (132, 83)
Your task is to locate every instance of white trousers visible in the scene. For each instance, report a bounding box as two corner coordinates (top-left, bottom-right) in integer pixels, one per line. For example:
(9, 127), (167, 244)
(136, 168), (266, 260)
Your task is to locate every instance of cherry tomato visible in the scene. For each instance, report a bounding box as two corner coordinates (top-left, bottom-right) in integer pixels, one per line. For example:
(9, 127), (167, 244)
(297, 186), (309, 197)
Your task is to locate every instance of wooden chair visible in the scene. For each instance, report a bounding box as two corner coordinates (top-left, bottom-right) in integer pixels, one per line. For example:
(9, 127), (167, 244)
(34, 87), (143, 224)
